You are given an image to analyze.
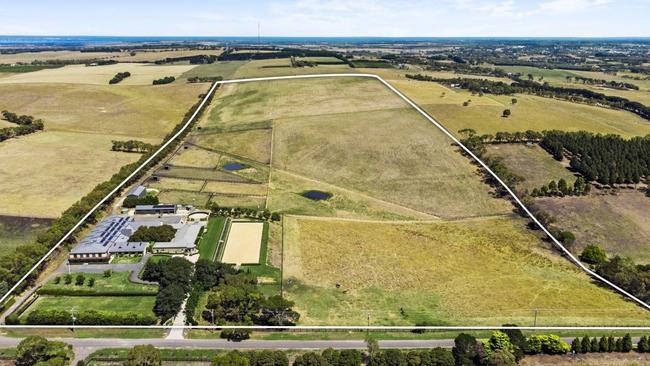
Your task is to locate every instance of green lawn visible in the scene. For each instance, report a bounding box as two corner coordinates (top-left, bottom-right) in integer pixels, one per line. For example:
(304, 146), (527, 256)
(23, 296), (156, 317)
(41, 272), (158, 295)
(110, 255), (143, 264)
(198, 217), (227, 260)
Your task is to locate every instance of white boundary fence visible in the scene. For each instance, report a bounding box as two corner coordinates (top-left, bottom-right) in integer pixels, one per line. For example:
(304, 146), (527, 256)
(1, 73), (648, 330)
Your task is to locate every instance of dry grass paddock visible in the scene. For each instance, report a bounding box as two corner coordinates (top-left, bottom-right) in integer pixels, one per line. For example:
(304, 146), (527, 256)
(383, 78), (650, 138)
(0, 63), (197, 86)
(0, 81), (206, 217)
(202, 181), (268, 196)
(0, 131), (141, 217)
(167, 146), (223, 169)
(272, 105), (511, 219)
(222, 221), (264, 264)
(0, 82), (207, 139)
(191, 128), (272, 164)
(535, 189), (650, 263)
(282, 216), (650, 326)
(485, 144), (577, 192)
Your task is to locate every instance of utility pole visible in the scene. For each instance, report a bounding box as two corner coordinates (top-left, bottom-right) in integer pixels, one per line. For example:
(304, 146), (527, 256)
(70, 307), (76, 332)
(533, 309), (539, 327)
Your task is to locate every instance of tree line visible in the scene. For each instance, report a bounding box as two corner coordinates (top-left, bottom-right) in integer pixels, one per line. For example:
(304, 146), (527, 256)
(571, 334), (633, 353)
(111, 140), (155, 153)
(570, 76), (639, 90)
(405, 74), (650, 122)
(152, 76), (175, 85)
(0, 110), (44, 143)
(541, 131), (650, 186)
(109, 71), (131, 84)
(0, 83), (218, 301)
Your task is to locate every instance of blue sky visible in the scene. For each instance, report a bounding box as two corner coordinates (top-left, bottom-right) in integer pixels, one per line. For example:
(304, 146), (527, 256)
(0, 0), (648, 37)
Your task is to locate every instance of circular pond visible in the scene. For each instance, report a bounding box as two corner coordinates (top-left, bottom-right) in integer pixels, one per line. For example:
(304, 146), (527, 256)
(301, 190), (332, 201)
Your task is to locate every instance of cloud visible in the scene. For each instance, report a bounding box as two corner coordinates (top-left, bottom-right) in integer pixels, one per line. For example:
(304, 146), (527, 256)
(538, 0), (614, 14)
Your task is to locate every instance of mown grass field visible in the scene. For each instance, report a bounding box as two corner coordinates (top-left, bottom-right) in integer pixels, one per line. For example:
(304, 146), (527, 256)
(22, 296), (156, 318)
(0, 81), (207, 218)
(384, 79), (650, 138)
(535, 190), (650, 263)
(0, 63), (197, 86)
(283, 216), (650, 326)
(486, 144), (577, 192)
(198, 217), (227, 260)
(42, 272), (158, 294)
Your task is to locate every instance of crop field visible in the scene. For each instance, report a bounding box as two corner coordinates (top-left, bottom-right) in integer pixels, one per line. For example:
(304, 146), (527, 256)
(485, 144), (577, 192)
(167, 145), (223, 168)
(388, 79), (650, 138)
(0, 63), (197, 86)
(21, 296), (156, 318)
(534, 190), (650, 262)
(0, 82), (207, 218)
(282, 216), (650, 326)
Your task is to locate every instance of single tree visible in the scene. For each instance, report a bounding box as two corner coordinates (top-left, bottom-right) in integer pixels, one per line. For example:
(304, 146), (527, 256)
(502, 109), (511, 118)
(16, 336), (72, 366)
(123, 345), (161, 366)
(580, 245), (608, 265)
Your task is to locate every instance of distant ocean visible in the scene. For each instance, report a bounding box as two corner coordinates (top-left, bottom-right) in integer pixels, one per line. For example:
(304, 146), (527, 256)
(2, 35), (649, 47)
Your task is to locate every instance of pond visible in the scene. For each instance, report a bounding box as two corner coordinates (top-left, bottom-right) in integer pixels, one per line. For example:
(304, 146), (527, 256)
(223, 163), (247, 171)
(301, 190), (332, 201)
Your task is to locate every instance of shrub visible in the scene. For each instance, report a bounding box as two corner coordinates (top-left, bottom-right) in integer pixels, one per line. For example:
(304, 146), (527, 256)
(75, 274), (85, 286)
(5, 314), (20, 325)
(53, 277), (60, 284)
(64, 274), (72, 285)
(103, 269), (112, 277)
(88, 278), (95, 287)
(581, 245), (608, 265)
(152, 76), (175, 85)
(527, 334), (570, 355)
(220, 329), (251, 342)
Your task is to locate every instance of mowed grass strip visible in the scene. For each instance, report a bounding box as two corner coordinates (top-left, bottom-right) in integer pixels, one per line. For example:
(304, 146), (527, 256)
(41, 272), (157, 294)
(202, 181), (267, 196)
(486, 144), (577, 192)
(198, 217), (227, 260)
(535, 190), (650, 263)
(23, 296), (156, 317)
(283, 216), (650, 326)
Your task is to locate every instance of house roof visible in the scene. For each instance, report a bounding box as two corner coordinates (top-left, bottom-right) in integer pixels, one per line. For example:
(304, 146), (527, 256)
(127, 185), (146, 197)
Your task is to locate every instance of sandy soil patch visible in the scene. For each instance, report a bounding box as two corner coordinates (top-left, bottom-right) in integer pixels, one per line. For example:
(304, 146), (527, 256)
(222, 222), (263, 265)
